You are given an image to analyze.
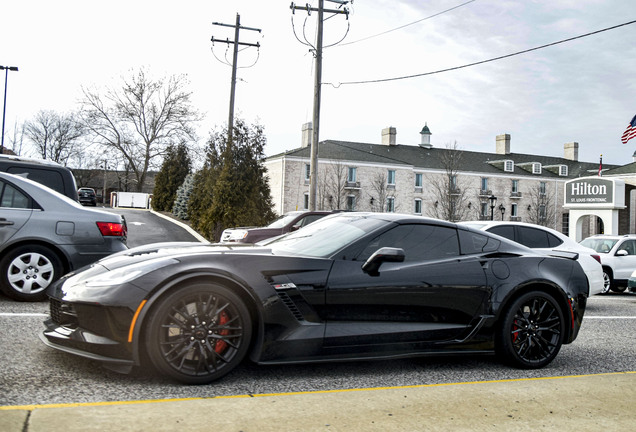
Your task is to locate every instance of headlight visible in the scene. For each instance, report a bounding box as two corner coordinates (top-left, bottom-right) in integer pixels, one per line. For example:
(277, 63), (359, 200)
(225, 229), (248, 242)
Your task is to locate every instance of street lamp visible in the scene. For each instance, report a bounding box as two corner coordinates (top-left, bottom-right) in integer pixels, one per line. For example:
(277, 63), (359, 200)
(0, 66), (18, 155)
(499, 203), (506, 220)
(488, 194), (497, 221)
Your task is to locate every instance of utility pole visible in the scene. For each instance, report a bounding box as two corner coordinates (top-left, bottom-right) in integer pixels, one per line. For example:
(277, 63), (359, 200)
(211, 15), (261, 146)
(290, 1), (349, 210)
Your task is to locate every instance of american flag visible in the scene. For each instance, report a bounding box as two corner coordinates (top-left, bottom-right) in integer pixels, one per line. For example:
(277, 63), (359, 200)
(621, 114), (636, 144)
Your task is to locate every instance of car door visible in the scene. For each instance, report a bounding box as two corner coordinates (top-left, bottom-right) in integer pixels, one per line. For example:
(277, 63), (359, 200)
(612, 239), (636, 279)
(0, 180), (33, 245)
(324, 223), (489, 347)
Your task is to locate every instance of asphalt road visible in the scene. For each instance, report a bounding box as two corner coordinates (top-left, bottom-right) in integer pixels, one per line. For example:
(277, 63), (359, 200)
(0, 209), (635, 409)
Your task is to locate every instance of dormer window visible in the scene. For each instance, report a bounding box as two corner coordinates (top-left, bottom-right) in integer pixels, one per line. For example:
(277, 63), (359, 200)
(559, 165), (568, 176)
(532, 163), (542, 174)
(504, 160), (514, 172)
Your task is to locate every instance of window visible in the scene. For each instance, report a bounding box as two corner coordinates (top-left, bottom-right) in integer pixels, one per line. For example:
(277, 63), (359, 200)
(357, 224), (460, 262)
(512, 179), (519, 194)
(539, 204), (547, 221)
(387, 170), (396, 185)
(0, 182), (30, 209)
(511, 203), (518, 217)
(480, 202), (488, 218)
(303, 193), (309, 210)
(517, 227), (562, 248)
(559, 165), (568, 176)
(532, 163), (542, 174)
(481, 178), (488, 192)
(414, 199), (422, 215)
(539, 182), (546, 195)
(304, 164), (310, 181)
(347, 195), (356, 211)
(504, 160), (514, 172)
(450, 175), (457, 190)
(415, 173), (423, 188)
(347, 167), (357, 183)
(386, 197), (395, 212)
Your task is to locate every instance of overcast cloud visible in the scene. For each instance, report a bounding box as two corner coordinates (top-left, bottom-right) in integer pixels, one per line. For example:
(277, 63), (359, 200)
(2, 0), (635, 165)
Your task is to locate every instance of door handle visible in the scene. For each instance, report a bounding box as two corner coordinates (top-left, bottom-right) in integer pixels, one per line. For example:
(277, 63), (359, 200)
(0, 218), (15, 226)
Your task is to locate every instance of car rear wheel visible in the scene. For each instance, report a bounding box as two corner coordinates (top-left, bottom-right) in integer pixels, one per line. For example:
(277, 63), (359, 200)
(497, 291), (564, 369)
(602, 269), (613, 294)
(145, 283), (252, 384)
(0, 245), (63, 301)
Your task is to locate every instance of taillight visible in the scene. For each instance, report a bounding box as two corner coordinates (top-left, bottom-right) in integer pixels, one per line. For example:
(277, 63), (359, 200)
(591, 254), (602, 264)
(96, 222), (127, 237)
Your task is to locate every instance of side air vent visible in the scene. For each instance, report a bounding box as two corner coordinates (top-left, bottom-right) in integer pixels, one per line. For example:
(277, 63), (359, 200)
(277, 292), (305, 321)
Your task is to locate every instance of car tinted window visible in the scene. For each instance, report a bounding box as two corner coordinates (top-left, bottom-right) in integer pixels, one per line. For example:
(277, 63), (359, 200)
(546, 232), (563, 248)
(618, 240), (636, 255)
(357, 224), (459, 262)
(0, 182), (30, 209)
(6, 166), (65, 196)
(487, 225), (515, 241)
(296, 214), (323, 228)
(458, 230), (500, 254)
(517, 226), (550, 248)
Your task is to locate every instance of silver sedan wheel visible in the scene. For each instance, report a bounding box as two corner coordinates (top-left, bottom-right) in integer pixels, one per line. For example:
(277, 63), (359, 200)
(602, 271), (612, 294)
(6, 252), (55, 295)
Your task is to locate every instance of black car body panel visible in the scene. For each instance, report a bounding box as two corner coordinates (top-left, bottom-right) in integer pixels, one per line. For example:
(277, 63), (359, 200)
(41, 213), (588, 382)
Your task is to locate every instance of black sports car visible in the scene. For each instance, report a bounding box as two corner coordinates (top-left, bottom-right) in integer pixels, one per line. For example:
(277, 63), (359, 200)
(41, 213), (588, 384)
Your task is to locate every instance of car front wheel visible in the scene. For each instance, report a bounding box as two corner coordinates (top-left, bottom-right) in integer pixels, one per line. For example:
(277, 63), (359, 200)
(497, 291), (565, 369)
(0, 245), (63, 301)
(145, 283), (252, 384)
(602, 269), (613, 294)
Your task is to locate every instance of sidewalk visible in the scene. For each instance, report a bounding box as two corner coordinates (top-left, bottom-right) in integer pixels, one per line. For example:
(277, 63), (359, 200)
(2, 372), (635, 432)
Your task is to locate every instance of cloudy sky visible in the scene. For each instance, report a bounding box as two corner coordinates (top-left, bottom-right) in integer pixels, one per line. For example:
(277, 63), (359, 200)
(2, 0), (635, 166)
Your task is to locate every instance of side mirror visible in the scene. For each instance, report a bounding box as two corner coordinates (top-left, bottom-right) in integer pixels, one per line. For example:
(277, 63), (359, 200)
(616, 249), (628, 257)
(362, 247), (405, 276)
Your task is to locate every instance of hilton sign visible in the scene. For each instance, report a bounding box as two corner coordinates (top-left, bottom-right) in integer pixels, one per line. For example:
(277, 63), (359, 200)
(564, 177), (624, 208)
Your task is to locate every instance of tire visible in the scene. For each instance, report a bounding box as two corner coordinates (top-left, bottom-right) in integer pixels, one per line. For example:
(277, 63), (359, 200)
(145, 283), (252, 384)
(0, 245), (63, 301)
(497, 291), (565, 369)
(611, 285), (627, 293)
(601, 269), (614, 294)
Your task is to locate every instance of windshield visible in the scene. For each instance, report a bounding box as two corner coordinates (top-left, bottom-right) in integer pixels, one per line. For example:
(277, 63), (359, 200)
(267, 213), (300, 228)
(580, 238), (618, 254)
(267, 214), (387, 258)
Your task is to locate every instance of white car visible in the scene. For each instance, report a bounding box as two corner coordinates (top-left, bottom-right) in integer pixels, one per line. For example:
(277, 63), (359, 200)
(461, 221), (604, 296)
(579, 234), (636, 293)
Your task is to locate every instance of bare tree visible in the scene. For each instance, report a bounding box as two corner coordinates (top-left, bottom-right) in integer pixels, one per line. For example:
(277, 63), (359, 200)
(526, 182), (556, 227)
(320, 160), (349, 210)
(80, 69), (201, 192)
(426, 141), (471, 222)
(24, 110), (84, 164)
(369, 171), (390, 212)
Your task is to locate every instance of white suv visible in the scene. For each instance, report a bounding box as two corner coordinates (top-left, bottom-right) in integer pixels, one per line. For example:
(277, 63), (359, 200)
(579, 234), (636, 293)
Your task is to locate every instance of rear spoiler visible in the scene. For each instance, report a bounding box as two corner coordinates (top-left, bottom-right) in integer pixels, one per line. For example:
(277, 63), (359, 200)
(547, 250), (579, 261)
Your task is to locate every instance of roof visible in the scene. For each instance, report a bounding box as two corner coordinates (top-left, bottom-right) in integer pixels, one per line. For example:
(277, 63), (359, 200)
(267, 140), (614, 179)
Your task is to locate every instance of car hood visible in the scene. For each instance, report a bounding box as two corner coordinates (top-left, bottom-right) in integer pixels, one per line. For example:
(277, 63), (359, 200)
(96, 241), (270, 271)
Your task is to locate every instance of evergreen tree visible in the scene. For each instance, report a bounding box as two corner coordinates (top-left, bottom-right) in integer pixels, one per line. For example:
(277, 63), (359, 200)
(189, 119), (276, 241)
(172, 173), (195, 220)
(152, 142), (191, 212)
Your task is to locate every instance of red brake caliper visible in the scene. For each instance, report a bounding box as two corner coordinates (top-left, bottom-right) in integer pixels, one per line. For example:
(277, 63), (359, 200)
(214, 311), (230, 353)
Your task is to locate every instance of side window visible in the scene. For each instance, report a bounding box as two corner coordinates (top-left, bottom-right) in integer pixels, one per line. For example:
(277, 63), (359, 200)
(298, 214), (323, 228)
(6, 167), (65, 196)
(487, 225), (515, 242)
(517, 226), (550, 248)
(458, 230), (500, 254)
(619, 240), (636, 255)
(546, 232), (563, 248)
(0, 182), (30, 209)
(357, 224), (459, 262)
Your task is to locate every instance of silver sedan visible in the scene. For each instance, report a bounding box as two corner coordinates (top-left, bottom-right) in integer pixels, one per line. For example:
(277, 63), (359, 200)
(0, 172), (127, 301)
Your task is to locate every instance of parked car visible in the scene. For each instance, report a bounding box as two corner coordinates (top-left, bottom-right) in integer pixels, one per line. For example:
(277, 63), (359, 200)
(0, 172), (127, 301)
(627, 269), (636, 294)
(77, 187), (97, 206)
(579, 234), (636, 293)
(220, 210), (332, 243)
(460, 221), (604, 295)
(41, 212), (588, 384)
(0, 154), (79, 201)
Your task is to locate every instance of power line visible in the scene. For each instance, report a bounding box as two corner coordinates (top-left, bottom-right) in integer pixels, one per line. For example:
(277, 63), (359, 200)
(327, 18), (636, 87)
(339, 0), (477, 47)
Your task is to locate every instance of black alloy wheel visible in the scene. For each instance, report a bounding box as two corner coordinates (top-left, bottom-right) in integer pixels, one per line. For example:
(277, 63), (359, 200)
(0, 245), (63, 301)
(145, 283), (252, 384)
(497, 291), (565, 369)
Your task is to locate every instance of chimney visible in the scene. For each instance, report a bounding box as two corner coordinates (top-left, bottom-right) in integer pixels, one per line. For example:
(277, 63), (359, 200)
(382, 127), (397, 146)
(301, 122), (312, 148)
(564, 142), (579, 161)
(496, 134), (511, 155)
